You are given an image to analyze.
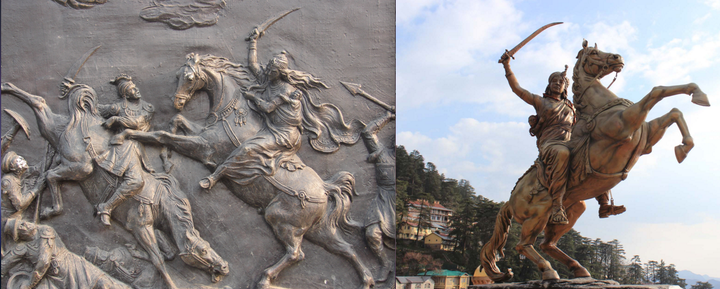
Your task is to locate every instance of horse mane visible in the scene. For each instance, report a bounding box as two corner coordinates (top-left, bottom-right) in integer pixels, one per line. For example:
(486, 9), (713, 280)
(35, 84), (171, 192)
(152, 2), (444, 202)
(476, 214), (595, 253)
(64, 84), (100, 143)
(572, 46), (591, 107)
(190, 53), (254, 85)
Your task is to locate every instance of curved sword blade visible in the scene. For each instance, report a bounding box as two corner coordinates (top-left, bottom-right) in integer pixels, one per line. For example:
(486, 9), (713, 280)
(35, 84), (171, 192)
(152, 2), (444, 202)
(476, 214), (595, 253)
(64, 45), (102, 81)
(500, 22), (562, 63)
(258, 8), (300, 35)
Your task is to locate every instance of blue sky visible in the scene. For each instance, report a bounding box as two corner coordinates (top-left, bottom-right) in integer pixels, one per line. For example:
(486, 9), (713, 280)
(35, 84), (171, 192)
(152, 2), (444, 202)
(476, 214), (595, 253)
(397, 0), (720, 277)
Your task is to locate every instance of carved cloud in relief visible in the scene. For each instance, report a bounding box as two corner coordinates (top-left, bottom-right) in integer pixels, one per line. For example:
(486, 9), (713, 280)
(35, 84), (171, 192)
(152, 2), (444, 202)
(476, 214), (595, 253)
(140, 0), (226, 30)
(53, 0), (106, 9)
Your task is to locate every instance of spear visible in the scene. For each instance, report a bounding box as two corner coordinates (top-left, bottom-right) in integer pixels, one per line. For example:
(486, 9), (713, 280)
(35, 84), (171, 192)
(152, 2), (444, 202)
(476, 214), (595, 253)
(340, 81), (395, 113)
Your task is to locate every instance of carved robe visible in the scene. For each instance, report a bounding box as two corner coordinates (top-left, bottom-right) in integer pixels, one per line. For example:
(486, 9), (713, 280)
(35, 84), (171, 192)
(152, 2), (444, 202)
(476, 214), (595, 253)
(1, 226), (130, 289)
(95, 100), (155, 177)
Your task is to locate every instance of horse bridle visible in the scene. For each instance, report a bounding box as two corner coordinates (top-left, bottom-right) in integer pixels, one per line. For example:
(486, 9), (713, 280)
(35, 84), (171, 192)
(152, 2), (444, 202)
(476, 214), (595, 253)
(575, 48), (614, 107)
(179, 236), (215, 271)
(174, 63), (207, 104)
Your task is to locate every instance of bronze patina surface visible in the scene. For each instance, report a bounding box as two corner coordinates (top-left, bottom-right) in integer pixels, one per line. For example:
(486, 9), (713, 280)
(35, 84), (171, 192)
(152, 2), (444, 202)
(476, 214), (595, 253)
(480, 29), (709, 282)
(1, 1), (395, 288)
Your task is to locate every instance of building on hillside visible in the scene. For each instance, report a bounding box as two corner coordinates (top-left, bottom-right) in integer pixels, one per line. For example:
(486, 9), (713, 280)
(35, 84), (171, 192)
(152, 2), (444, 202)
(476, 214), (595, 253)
(396, 276), (434, 289)
(471, 266), (493, 285)
(398, 221), (433, 241)
(400, 199), (455, 243)
(424, 232), (455, 251)
(418, 269), (471, 289)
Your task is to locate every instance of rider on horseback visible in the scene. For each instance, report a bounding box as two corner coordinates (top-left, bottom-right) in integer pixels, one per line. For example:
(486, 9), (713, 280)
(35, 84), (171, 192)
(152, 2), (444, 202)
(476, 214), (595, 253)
(501, 54), (575, 225)
(95, 75), (155, 226)
(199, 28), (363, 189)
(501, 54), (625, 224)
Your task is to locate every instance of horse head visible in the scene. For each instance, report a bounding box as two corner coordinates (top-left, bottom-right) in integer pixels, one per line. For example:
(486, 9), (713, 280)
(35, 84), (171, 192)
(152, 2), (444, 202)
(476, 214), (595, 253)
(174, 53), (206, 111)
(572, 40), (625, 109)
(575, 39), (624, 79)
(65, 84), (100, 116)
(179, 231), (229, 283)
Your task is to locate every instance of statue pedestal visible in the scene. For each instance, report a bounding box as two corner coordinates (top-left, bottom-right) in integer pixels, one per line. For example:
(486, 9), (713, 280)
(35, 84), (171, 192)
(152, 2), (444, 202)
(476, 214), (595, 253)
(469, 278), (683, 289)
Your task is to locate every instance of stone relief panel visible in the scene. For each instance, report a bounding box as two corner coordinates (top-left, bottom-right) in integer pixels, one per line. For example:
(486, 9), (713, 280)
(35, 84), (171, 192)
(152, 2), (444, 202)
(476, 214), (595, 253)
(1, 1), (395, 288)
(140, 0), (226, 30)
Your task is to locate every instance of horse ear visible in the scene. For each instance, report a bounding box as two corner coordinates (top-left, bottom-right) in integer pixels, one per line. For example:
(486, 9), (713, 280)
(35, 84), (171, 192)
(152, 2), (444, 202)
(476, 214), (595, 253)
(582, 39), (588, 48)
(576, 49), (583, 59)
(594, 43), (598, 49)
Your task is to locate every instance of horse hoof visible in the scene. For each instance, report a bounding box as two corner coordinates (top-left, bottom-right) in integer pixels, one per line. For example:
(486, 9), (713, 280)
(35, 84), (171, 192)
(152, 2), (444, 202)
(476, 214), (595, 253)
(100, 213), (112, 226)
(40, 208), (61, 220)
(674, 145), (688, 163)
(199, 177), (213, 189)
(691, 90), (710, 107)
(542, 269), (560, 280)
(572, 266), (591, 278)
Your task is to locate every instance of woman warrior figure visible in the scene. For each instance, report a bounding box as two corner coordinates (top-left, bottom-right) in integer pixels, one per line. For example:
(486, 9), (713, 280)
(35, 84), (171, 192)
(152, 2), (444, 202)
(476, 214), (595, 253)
(199, 28), (363, 189)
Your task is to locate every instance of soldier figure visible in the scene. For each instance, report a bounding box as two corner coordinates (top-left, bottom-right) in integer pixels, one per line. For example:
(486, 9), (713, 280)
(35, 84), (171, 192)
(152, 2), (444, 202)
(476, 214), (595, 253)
(1, 218), (131, 289)
(361, 111), (396, 282)
(95, 75), (155, 226)
(1, 152), (42, 256)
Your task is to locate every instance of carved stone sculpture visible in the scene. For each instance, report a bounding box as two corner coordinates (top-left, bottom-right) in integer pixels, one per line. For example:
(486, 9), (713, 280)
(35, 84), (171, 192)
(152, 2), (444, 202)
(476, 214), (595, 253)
(1, 219), (131, 289)
(480, 34), (709, 282)
(140, 0), (226, 30)
(2, 1), (394, 288)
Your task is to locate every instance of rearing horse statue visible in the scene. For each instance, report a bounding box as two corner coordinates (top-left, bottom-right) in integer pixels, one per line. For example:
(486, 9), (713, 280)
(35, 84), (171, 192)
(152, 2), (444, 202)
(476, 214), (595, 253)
(480, 39), (709, 282)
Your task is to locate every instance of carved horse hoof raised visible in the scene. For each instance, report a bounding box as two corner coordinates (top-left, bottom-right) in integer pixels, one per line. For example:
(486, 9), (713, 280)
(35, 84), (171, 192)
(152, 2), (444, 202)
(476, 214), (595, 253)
(691, 87), (710, 107)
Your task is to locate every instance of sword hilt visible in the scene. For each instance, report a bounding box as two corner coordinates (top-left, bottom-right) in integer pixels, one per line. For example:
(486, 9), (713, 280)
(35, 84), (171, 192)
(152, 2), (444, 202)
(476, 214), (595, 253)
(498, 49), (515, 63)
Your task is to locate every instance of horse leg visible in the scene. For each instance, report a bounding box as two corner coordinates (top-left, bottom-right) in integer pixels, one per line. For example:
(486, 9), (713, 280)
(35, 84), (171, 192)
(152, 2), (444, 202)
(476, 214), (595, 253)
(617, 83), (706, 139)
(516, 215), (559, 280)
(645, 108), (694, 163)
(122, 129), (217, 167)
(129, 204), (178, 289)
(305, 226), (375, 289)
(41, 159), (93, 219)
(540, 201), (591, 278)
(159, 114), (205, 173)
(257, 222), (306, 289)
(1, 82), (62, 145)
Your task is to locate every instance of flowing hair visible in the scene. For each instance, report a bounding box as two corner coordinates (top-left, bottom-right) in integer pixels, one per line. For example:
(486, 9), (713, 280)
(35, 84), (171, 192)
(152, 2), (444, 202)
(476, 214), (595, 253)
(64, 84), (100, 143)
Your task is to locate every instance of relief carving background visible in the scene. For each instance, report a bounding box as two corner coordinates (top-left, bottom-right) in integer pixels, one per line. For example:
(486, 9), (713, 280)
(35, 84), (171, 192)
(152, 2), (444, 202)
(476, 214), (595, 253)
(1, 1), (395, 288)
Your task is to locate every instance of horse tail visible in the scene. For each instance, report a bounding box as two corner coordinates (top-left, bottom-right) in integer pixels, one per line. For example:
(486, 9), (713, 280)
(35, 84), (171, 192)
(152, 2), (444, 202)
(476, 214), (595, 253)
(480, 202), (514, 282)
(322, 171), (362, 235)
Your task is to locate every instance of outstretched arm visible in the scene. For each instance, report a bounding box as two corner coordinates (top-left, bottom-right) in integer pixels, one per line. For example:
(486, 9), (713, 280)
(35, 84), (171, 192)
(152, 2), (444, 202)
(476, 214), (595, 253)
(501, 56), (540, 107)
(247, 29), (262, 78)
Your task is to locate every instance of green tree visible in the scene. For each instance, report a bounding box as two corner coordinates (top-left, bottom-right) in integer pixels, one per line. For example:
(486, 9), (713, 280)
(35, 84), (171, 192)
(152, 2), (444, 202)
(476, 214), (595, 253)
(623, 255), (645, 284)
(691, 281), (714, 289)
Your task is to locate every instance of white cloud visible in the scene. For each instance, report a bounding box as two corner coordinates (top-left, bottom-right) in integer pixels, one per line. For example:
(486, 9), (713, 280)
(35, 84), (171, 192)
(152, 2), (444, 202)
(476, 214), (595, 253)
(632, 32), (720, 85)
(704, 0), (720, 9)
(398, 119), (539, 200)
